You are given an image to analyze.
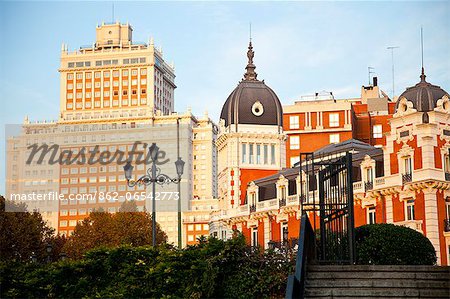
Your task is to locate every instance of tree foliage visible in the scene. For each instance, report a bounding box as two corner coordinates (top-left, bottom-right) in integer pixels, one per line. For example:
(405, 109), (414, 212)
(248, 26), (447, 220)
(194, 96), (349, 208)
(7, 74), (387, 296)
(63, 201), (167, 259)
(1, 234), (294, 298)
(0, 196), (65, 263)
(355, 223), (437, 265)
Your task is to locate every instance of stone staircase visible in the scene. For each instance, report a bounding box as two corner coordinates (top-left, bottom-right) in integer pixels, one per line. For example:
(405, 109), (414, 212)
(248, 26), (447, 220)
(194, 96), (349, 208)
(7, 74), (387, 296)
(304, 265), (450, 298)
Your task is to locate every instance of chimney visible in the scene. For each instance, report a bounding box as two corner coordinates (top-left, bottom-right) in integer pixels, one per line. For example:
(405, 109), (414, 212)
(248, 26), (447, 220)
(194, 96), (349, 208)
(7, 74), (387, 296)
(373, 76), (378, 87)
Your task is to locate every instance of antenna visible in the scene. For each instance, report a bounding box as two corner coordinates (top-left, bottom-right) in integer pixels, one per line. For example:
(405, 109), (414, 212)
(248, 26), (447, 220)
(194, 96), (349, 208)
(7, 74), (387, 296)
(420, 26), (424, 71)
(387, 46), (399, 99)
(368, 67), (375, 85)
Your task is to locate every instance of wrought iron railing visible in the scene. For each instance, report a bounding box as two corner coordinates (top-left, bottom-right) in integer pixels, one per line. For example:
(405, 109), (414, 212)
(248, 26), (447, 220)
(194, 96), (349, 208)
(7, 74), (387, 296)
(249, 204), (256, 213)
(444, 219), (450, 232)
(402, 173), (412, 184)
(445, 172), (450, 181)
(364, 181), (373, 191)
(279, 198), (286, 207)
(285, 213), (316, 299)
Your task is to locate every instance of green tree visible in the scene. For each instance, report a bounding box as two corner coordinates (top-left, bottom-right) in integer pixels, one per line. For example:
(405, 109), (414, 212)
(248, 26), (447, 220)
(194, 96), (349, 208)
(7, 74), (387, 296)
(355, 223), (437, 265)
(63, 201), (167, 259)
(0, 196), (64, 263)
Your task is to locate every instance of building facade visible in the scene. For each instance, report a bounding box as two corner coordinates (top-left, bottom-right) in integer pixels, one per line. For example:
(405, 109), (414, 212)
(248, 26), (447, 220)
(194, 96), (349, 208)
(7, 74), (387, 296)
(212, 68), (450, 265)
(6, 22), (218, 247)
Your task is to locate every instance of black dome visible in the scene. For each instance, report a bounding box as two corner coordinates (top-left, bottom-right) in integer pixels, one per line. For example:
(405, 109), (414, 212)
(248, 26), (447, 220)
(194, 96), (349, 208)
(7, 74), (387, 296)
(220, 80), (283, 127)
(220, 42), (283, 128)
(396, 69), (449, 113)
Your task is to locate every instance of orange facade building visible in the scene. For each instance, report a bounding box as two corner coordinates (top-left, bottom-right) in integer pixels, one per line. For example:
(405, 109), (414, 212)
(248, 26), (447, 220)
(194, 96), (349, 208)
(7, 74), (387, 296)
(211, 40), (450, 265)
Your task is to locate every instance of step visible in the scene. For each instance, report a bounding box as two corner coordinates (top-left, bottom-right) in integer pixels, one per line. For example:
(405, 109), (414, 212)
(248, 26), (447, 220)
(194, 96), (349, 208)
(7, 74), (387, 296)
(304, 287), (450, 298)
(307, 265), (450, 273)
(305, 278), (449, 289)
(306, 271), (448, 280)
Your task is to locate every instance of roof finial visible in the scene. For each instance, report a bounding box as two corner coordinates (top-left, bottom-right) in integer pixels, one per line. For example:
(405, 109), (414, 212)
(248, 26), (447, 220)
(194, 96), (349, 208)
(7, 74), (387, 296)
(243, 25), (258, 81)
(420, 26), (426, 82)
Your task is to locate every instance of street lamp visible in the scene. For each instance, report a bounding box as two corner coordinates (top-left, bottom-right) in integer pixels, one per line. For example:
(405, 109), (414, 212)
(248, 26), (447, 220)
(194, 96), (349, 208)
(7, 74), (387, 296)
(175, 157), (185, 248)
(46, 243), (53, 263)
(123, 143), (184, 247)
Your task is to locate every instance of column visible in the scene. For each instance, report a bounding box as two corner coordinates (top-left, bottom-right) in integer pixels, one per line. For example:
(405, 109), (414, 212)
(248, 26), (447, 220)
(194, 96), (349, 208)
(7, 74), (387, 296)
(424, 189), (441, 264)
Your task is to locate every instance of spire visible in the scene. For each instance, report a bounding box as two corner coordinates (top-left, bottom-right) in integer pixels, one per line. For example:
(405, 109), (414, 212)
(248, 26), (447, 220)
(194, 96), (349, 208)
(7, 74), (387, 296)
(243, 41), (258, 81)
(420, 67), (426, 82)
(420, 27), (426, 82)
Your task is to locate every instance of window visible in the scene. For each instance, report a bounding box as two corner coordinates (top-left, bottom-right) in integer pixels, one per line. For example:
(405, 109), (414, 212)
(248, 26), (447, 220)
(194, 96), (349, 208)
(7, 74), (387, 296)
(251, 227), (258, 247)
(256, 145), (261, 164)
(290, 156), (300, 166)
(249, 144), (254, 164)
(271, 144), (276, 165)
(406, 199), (415, 220)
(281, 222), (288, 242)
(373, 124), (383, 138)
(329, 133), (340, 144)
(367, 207), (376, 224)
(366, 167), (373, 183)
(444, 154), (450, 174)
(242, 144), (246, 163)
(290, 136), (300, 150)
(404, 157), (412, 175)
(289, 115), (299, 129)
(264, 144), (268, 164)
(446, 201), (450, 220)
(67, 74), (73, 80)
(329, 113), (339, 127)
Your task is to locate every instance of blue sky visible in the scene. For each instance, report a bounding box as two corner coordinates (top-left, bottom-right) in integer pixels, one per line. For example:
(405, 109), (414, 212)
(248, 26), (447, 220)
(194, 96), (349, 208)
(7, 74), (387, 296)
(0, 1), (449, 194)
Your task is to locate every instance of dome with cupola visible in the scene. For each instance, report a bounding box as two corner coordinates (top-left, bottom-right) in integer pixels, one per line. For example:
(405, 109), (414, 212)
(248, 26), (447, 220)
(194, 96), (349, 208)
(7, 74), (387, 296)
(395, 68), (449, 113)
(220, 42), (283, 128)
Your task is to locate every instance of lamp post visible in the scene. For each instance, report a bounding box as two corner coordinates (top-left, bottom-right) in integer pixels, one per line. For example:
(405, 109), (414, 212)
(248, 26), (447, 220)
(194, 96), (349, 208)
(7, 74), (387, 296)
(175, 157), (185, 248)
(123, 143), (184, 247)
(46, 243), (53, 263)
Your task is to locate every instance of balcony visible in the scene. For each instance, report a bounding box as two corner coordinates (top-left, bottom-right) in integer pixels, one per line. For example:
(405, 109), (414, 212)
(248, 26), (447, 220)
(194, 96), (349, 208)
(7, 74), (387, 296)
(444, 219), (450, 232)
(396, 220), (423, 233)
(287, 195), (298, 205)
(353, 181), (363, 193)
(445, 172), (450, 181)
(402, 173), (412, 184)
(249, 204), (256, 213)
(364, 181), (373, 191)
(268, 238), (299, 250)
(375, 177), (385, 187)
(279, 198), (286, 207)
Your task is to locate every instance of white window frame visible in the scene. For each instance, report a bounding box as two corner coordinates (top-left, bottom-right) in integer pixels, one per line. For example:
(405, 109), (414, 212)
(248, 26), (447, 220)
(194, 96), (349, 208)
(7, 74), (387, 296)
(329, 113), (339, 127)
(289, 115), (299, 129)
(367, 206), (376, 224)
(373, 124), (383, 138)
(329, 133), (340, 144)
(290, 136), (300, 150)
(405, 199), (415, 221)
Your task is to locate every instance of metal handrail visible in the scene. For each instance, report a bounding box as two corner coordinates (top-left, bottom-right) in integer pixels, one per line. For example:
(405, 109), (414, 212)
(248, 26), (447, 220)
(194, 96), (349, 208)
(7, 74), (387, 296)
(285, 213), (316, 299)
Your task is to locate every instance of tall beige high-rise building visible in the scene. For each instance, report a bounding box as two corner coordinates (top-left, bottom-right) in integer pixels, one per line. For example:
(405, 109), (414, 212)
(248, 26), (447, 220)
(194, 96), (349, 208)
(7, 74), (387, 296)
(60, 21), (175, 122)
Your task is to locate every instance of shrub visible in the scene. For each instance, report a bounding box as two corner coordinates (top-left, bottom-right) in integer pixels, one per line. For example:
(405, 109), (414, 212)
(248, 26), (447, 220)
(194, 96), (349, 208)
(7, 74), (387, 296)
(355, 224), (436, 265)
